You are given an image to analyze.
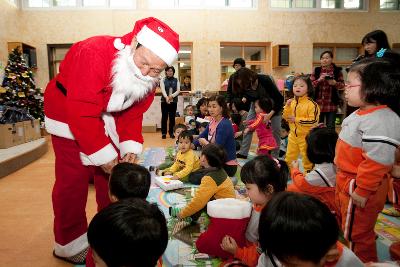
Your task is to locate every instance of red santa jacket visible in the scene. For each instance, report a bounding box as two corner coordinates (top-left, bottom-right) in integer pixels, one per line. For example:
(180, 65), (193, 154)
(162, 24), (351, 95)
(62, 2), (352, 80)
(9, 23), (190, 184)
(44, 33), (156, 166)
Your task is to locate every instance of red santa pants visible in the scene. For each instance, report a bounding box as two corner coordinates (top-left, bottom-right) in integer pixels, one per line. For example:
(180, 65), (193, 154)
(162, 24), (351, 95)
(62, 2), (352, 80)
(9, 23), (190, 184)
(51, 135), (110, 257)
(335, 172), (388, 263)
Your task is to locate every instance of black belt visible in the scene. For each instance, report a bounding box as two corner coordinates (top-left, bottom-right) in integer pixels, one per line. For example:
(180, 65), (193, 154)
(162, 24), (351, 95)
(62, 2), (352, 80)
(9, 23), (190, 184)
(56, 81), (67, 96)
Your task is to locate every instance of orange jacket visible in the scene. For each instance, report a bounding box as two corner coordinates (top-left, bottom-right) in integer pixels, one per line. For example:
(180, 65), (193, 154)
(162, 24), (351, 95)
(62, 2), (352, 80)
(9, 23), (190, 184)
(334, 106), (400, 198)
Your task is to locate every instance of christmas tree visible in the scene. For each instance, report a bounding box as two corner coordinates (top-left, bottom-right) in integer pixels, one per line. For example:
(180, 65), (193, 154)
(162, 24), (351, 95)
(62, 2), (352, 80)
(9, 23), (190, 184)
(0, 47), (44, 122)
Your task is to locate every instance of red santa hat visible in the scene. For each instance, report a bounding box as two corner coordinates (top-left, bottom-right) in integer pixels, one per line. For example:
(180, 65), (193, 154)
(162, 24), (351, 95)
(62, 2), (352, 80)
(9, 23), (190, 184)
(115, 17), (179, 66)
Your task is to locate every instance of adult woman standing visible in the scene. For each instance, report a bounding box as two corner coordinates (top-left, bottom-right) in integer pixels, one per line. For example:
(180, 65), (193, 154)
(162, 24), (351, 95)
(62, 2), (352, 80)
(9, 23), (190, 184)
(346, 30), (391, 116)
(311, 51), (344, 129)
(160, 66), (180, 139)
(231, 68), (283, 159)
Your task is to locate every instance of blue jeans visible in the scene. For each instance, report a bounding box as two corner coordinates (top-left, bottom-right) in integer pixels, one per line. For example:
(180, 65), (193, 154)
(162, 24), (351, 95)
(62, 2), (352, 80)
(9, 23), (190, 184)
(319, 111), (336, 129)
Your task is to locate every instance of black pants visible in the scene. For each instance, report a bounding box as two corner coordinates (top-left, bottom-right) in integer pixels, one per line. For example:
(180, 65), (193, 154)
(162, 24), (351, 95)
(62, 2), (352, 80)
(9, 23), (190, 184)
(161, 102), (177, 136)
(319, 111), (336, 129)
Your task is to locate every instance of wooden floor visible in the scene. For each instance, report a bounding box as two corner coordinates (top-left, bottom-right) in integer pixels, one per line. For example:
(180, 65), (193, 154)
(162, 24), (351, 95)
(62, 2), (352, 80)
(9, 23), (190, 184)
(0, 133), (174, 267)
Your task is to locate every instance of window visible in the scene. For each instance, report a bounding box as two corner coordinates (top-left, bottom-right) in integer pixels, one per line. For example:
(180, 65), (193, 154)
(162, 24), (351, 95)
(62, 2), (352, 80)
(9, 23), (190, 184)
(148, 0), (256, 9)
(47, 44), (72, 80)
(270, 0), (366, 9)
(7, 0), (18, 6)
(380, 0), (400, 9)
(220, 43), (269, 89)
(24, 0), (135, 8)
(176, 43), (193, 91)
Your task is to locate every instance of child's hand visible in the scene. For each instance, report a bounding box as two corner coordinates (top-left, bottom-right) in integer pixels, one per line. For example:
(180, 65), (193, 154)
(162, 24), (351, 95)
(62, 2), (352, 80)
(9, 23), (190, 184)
(391, 165), (400, 178)
(163, 171), (173, 176)
(286, 98), (293, 106)
(287, 115), (295, 123)
(263, 112), (273, 123)
(392, 147), (400, 178)
(291, 160), (299, 169)
(220, 235), (238, 255)
(234, 132), (243, 138)
(350, 191), (367, 208)
(171, 175), (180, 180)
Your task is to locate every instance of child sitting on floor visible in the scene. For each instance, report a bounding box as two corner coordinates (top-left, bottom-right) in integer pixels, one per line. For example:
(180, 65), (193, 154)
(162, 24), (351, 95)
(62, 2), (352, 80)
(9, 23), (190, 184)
(221, 156), (288, 267)
(177, 143), (235, 221)
(257, 192), (363, 267)
(158, 130), (201, 181)
(288, 126), (339, 219)
(88, 198), (168, 267)
(157, 124), (187, 171)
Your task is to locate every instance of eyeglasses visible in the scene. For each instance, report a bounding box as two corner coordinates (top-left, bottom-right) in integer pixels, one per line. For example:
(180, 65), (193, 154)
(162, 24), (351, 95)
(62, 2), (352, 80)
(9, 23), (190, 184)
(344, 83), (361, 89)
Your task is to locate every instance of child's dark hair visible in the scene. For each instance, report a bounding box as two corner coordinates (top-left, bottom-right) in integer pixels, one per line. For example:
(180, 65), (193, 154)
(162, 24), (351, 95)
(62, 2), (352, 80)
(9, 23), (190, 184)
(259, 192), (339, 264)
(178, 130), (193, 143)
(320, 50), (333, 59)
(350, 58), (400, 115)
(281, 119), (290, 132)
(256, 97), (274, 113)
(230, 113), (242, 126)
(241, 156), (288, 194)
(196, 97), (208, 111)
(362, 30), (391, 56)
(109, 163), (151, 200)
(306, 127), (338, 164)
(165, 66), (175, 74)
(292, 75), (314, 97)
(173, 123), (187, 133)
(208, 95), (230, 118)
(201, 143), (227, 169)
(88, 198), (168, 267)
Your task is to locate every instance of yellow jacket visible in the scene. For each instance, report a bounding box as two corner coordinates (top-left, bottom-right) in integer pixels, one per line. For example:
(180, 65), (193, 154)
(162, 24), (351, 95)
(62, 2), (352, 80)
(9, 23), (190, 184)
(179, 169), (235, 218)
(282, 95), (320, 137)
(163, 149), (200, 179)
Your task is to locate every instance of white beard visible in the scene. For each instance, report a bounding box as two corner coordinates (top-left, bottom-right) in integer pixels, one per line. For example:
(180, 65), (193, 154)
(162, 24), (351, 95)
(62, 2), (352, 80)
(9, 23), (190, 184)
(107, 45), (159, 112)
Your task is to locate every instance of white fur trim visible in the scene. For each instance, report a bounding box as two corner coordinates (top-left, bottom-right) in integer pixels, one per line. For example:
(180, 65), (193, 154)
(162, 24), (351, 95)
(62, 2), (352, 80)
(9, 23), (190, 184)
(108, 46), (157, 112)
(45, 116), (75, 140)
(120, 140), (143, 157)
(80, 143), (118, 166)
(54, 232), (88, 257)
(113, 38), (126, 50)
(207, 198), (252, 219)
(102, 112), (120, 149)
(136, 25), (178, 65)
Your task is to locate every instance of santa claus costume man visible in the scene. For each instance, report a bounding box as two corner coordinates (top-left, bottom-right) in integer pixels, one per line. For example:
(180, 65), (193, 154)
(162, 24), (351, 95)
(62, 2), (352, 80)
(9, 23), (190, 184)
(44, 17), (179, 264)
